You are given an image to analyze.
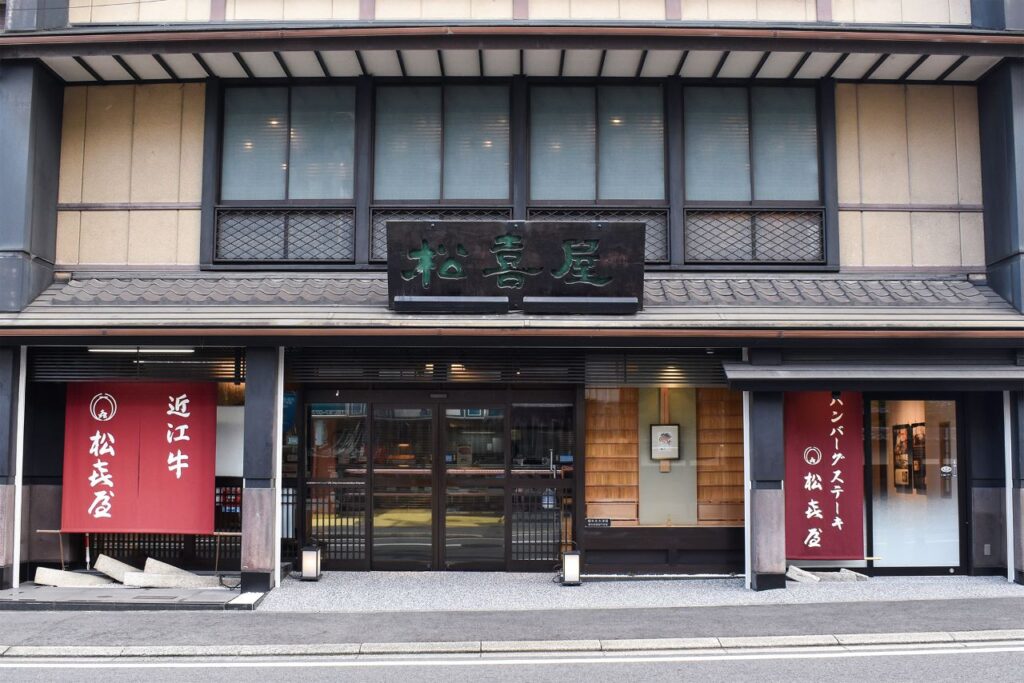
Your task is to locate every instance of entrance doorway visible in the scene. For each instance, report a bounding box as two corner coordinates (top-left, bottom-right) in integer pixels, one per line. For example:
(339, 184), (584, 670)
(303, 389), (576, 570)
(867, 398), (965, 570)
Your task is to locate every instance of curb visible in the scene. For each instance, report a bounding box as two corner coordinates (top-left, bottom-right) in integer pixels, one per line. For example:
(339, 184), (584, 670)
(2, 629), (1024, 658)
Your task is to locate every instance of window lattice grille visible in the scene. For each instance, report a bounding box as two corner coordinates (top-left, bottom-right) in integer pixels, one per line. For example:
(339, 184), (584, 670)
(684, 210), (824, 264)
(216, 208), (356, 262)
(370, 207), (513, 261)
(526, 208), (669, 263)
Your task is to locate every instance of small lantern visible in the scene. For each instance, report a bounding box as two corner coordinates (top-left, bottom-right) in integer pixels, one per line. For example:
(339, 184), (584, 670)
(561, 550), (581, 586)
(301, 543), (322, 581)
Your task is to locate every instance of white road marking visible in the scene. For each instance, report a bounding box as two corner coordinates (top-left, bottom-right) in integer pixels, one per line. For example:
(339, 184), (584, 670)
(1, 644), (1024, 669)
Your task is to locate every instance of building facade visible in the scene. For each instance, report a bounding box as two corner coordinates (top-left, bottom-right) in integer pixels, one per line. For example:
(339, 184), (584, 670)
(0, 0), (1022, 592)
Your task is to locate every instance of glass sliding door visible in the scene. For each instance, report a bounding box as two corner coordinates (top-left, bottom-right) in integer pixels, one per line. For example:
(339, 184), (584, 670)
(443, 408), (506, 569)
(372, 406), (435, 569)
(870, 399), (961, 568)
(306, 403), (368, 567)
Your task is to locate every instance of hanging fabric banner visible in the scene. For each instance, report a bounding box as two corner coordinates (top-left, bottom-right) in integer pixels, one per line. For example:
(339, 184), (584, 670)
(784, 391), (864, 561)
(61, 382), (217, 534)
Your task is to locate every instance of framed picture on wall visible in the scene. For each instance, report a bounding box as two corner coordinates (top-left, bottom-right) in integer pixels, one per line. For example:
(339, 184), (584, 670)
(650, 424), (680, 460)
(911, 422), (927, 492)
(892, 424), (912, 490)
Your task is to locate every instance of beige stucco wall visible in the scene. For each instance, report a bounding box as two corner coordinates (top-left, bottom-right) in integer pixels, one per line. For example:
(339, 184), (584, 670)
(65, 0), (972, 23)
(56, 84), (205, 268)
(69, 0), (211, 23)
(832, 0), (971, 25)
(835, 83), (984, 269)
(681, 0), (817, 21)
(224, 0), (360, 20)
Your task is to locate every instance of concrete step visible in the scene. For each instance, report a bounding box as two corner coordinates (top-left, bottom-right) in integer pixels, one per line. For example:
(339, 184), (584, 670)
(143, 558), (194, 576)
(94, 554), (140, 583)
(123, 571), (225, 589)
(34, 567), (114, 587)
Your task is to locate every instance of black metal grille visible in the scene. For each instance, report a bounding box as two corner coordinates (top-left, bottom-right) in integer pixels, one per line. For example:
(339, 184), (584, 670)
(370, 207), (513, 261)
(287, 348), (586, 384)
(684, 210), (824, 264)
(511, 484), (574, 562)
(527, 208), (669, 263)
(306, 482), (367, 563)
(92, 483), (240, 571)
(216, 208), (356, 262)
(585, 352), (737, 387)
(29, 347), (245, 383)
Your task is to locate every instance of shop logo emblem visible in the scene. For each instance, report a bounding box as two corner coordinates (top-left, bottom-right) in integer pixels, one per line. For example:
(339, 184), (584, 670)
(802, 446), (823, 466)
(89, 393), (117, 422)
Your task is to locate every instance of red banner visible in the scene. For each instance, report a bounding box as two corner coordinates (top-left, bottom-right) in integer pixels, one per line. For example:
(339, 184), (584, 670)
(61, 382), (217, 534)
(784, 391), (864, 561)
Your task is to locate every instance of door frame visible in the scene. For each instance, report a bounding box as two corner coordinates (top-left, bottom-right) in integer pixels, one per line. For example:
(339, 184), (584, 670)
(862, 392), (969, 575)
(300, 386), (578, 571)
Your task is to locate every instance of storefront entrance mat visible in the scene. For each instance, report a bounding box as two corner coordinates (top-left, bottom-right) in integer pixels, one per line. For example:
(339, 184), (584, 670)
(0, 583), (261, 611)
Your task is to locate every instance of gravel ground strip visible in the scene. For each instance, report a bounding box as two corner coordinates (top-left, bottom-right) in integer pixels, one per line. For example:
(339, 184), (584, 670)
(258, 573), (1024, 613)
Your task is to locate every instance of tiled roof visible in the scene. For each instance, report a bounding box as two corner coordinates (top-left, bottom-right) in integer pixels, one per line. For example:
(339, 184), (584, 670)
(43, 273), (1003, 309)
(2, 271), (1020, 331)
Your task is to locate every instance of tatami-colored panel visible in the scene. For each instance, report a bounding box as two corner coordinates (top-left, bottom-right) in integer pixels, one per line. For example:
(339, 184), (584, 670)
(68, 3), (91, 23)
(128, 211), (179, 265)
(176, 211), (202, 265)
(838, 211), (863, 267)
(79, 211), (130, 265)
(471, 0), (513, 19)
(707, 0), (757, 21)
(851, 0), (902, 23)
(82, 86), (135, 204)
(570, 0), (619, 19)
(179, 84), (206, 203)
(332, 0), (361, 19)
(376, 0), (425, 19)
(55, 212), (82, 266)
(906, 86), (958, 205)
(948, 0), (971, 24)
(901, 0), (949, 24)
(755, 0), (810, 21)
(953, 86), (982, 205)
(856, 85), (910, 205)
(187, 0), (212, 21)
(959, 213), (985, 267)
(227, 0), (285, 20)
(90, 0), (141, 22)
(618, 0), (665, 20)
(910, 212), (960, 267)
(139, 0), (192, 22)
(682, 0), (710, 19)
(529, 0), (570, 19)
(835, 84), (861, 204)
(58, 87), (88, 204)
(282, 0), (332, 20)
(861, 211), (912, 267)
(130, 85), (184, 204)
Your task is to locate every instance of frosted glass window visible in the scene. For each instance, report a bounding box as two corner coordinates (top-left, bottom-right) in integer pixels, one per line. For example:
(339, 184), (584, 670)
(530, 87), (596, 201)
(684, 88), (750, 202)
(374, 87), (442, 200)
(221, 88), (288, 201)
(288, 86), (356, 200)
(752, 88), (819, 201)
(443, 86), (510, 200)
(598, 87), (665, 201)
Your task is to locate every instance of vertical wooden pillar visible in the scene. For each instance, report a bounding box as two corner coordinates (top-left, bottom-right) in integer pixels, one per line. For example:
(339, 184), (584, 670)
(240, 347), (282, 593)
(748, 391), (786, 590)
(0, 348), (24, 589)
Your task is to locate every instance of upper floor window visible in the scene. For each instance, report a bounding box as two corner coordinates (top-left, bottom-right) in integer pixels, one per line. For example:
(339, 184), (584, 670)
(374, 85), (510, 201)
(530, 85), (665, 202)
(684, 86), (819, 203)
(221, 85), (356, 202)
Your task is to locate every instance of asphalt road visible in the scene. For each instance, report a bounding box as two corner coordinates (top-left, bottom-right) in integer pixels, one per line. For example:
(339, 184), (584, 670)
(2, 644), (1023, 682)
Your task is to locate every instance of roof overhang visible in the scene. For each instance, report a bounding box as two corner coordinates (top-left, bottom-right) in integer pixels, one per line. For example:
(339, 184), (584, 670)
(0, 23), (1018, 84)
(723, 361), (1024, 390)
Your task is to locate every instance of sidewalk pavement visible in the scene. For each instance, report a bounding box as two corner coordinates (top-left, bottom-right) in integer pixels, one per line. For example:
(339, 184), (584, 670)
(0, 597), (1021, 655)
